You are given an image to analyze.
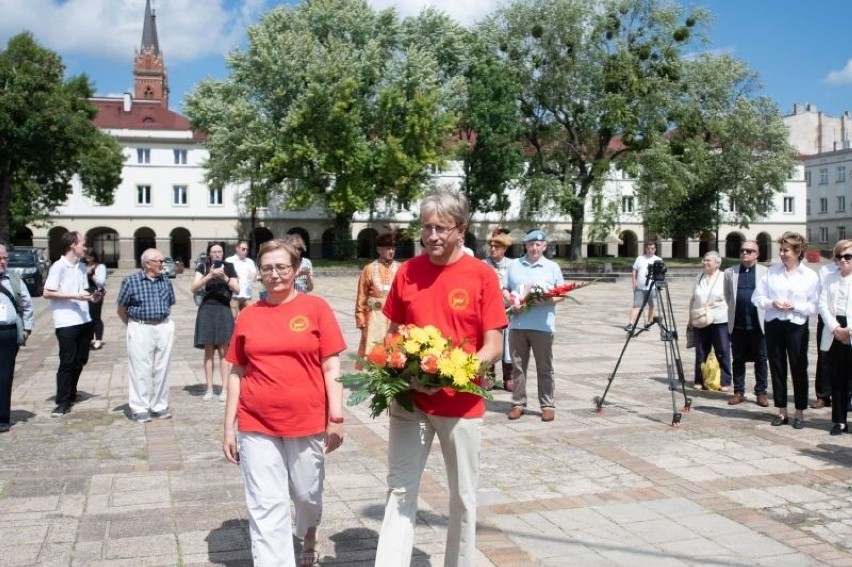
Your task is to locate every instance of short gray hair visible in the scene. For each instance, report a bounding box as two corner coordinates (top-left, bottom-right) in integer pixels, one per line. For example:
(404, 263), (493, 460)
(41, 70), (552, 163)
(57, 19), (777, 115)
(703, 250), (721, 264)
(420, 189), (469, 228)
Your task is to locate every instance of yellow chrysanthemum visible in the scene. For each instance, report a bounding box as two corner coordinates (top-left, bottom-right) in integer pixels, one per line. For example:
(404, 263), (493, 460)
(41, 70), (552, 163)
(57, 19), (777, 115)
(402, 339), (420, 354)
(437, 348), (477, 386)
(408, 326), (431, 348)
(422, 345), (445, 359)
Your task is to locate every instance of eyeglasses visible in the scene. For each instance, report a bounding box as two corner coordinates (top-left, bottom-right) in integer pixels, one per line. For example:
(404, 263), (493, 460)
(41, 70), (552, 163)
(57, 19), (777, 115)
(421, 224), (458, 236)
(259, 264), (294, 276)
(0, 256), (7, 261)
(740, 249), (758, 254)
(238, 247), (248, 251)
(147, 259), (165, 264)
(835, 254), (852, 262)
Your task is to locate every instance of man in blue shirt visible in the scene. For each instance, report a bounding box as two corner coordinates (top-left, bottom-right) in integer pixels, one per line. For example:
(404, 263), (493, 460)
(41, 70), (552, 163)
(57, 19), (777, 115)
(116, 249), (176, 423)
(503, 230), (564, 422)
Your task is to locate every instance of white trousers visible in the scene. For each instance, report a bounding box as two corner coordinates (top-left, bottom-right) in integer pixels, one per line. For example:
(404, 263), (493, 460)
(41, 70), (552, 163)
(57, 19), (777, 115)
(240, 432), (325, 567)
(127, 320), (174, 414)
(375, 403), (482, 567)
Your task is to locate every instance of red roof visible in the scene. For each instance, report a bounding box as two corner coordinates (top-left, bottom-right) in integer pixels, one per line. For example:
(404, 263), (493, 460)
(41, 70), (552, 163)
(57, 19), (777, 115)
(89, 97), (206, 141)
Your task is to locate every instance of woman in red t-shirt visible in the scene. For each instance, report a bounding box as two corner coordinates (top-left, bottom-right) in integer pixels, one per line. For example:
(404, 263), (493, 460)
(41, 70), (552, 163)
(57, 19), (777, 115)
(223, 239), (346, 567)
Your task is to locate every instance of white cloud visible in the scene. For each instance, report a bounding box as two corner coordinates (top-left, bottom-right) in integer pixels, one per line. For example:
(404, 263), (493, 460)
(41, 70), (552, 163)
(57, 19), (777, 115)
(0, 0), (267, 62)
(367, 0), (500, 26)
(825, 59), (852, 85)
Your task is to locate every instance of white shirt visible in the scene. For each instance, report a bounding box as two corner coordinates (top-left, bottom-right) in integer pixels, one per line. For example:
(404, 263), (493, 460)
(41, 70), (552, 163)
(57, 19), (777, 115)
(752, 263), (819, 326)
(633, 254), (662, 290)
(226, 254), (257, 300)
(45, 256), (91, 329)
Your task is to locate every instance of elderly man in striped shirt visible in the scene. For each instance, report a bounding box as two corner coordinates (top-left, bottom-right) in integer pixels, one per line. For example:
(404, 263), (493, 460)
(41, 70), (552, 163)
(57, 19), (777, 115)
(116, 248), (176, 423)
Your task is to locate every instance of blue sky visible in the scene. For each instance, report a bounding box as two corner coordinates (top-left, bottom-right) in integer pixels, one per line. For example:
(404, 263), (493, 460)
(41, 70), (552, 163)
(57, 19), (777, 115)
(1, 0), (851, 117)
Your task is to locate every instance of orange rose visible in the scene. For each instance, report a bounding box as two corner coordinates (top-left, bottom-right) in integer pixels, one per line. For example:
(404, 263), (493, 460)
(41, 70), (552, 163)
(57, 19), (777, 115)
(387, 349), (408, 369)
(420, 354), (439, 374)
(367, 344), (388, 366)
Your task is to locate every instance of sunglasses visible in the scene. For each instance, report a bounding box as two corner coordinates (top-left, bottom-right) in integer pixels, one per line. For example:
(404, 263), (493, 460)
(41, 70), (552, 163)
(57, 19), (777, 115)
(835, 253), (852, 262)
(740, 249), (758, 254)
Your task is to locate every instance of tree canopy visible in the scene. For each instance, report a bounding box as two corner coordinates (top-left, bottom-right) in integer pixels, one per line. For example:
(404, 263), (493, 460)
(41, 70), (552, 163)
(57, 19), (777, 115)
(0, 32), (125, 244)
(185, 0), (461, 258)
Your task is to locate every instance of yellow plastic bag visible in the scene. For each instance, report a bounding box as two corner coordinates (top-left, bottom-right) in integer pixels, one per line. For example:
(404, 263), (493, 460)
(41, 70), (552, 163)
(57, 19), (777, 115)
(702, 351), (721, 391)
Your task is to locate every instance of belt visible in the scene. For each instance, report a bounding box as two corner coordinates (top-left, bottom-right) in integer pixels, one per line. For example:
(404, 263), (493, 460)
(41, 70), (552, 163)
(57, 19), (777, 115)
(131, 317), (170, 325)
(371, 300), (383, 310)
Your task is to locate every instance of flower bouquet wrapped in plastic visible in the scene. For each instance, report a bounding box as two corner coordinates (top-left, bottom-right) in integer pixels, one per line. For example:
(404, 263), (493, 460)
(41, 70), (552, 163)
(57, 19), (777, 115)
(506, 281), (595, 319)
(339, 324), (490, 418)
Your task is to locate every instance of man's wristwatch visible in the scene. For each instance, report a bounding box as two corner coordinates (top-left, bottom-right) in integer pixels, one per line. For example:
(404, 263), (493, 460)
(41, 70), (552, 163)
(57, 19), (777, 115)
(328, 416), (344, 424)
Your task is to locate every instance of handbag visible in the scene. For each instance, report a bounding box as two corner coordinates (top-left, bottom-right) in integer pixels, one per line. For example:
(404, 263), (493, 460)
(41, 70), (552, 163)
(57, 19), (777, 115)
(193, 263), (207, 307)
(685, 327), (696, 349)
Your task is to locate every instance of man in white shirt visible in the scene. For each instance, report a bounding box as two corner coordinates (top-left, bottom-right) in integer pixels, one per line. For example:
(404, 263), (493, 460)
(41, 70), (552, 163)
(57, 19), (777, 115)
(625, 241), (662, 332)
(43, 231), (101, 417)
(226, 240), (257, 316)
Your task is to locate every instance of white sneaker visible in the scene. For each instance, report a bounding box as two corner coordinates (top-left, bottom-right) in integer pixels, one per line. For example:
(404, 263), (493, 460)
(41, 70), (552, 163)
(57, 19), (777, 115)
(202, 390), (213, 401)
(218, 391), (227, 402)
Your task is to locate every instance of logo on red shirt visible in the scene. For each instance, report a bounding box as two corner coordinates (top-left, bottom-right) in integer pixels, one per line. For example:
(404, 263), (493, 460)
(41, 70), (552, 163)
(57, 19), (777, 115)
(448, 288), (470, 311)
(289, 315), (309, 332)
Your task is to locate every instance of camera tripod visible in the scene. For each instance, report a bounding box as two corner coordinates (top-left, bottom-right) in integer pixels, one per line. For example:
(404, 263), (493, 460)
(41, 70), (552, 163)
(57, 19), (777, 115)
(594, 275), (692, 427)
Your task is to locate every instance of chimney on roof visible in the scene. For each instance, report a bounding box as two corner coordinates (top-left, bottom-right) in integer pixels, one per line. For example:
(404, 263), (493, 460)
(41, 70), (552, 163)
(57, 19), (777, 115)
(123, 92), (133, 112)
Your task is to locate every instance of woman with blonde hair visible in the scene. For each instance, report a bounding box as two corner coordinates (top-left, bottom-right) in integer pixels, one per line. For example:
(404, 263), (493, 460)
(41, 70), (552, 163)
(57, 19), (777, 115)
(818, 239), (852, 435)
(753, 232), (819, 429)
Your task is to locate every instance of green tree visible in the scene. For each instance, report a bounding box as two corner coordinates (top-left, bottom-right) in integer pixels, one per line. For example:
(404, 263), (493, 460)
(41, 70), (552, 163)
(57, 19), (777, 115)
(633, 54), (796, 251)
(457, 37), (525, 217)
(185, 0), (459, 259)
(482, 0), (705, 259)
(0, 32), (124, 243)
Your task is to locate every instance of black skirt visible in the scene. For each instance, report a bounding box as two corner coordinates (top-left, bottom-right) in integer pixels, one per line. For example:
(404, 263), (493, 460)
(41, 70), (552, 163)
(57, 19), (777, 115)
(194, 300), (235, 348)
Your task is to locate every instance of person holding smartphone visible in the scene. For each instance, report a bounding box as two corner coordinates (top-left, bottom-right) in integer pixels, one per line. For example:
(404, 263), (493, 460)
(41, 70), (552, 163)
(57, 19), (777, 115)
(190, 242), (239, 401)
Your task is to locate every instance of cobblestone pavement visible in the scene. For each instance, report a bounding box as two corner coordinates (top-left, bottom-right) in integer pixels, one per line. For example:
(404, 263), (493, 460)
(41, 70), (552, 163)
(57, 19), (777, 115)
(2, 269), (851, 566)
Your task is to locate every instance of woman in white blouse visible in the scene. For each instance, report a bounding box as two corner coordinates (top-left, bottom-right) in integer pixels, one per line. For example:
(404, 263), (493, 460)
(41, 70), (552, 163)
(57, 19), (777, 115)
(688, 251), (732, 391)
(818, 239), (852, 435)
(752, 232), (819, 429)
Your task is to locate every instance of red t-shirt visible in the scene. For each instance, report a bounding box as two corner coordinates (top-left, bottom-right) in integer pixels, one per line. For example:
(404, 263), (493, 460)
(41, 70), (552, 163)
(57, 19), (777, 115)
(226, 294), (346, 437)
(383, 254), (508, 418)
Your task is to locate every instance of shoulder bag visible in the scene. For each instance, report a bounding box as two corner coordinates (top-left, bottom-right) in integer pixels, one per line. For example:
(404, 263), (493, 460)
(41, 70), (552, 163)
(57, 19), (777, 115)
(690, 272), (720, 329)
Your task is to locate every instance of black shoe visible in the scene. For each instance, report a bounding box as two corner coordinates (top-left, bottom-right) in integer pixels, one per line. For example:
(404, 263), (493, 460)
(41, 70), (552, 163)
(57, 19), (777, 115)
(792, 418), (804, 430)
(770, 415), (788, 426)
(830, 424), (847, 436)
(51, 404), (71, 417)
(0, 423), (9, 433)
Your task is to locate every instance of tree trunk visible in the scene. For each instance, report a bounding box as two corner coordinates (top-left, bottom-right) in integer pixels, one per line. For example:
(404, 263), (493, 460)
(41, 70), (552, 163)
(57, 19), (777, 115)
(332, 213), (355, 260)
(567, 199), (586, 261)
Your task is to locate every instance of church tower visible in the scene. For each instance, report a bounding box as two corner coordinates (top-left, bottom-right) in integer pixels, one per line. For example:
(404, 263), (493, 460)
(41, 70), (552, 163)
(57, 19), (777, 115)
(133, 0), (169, 108)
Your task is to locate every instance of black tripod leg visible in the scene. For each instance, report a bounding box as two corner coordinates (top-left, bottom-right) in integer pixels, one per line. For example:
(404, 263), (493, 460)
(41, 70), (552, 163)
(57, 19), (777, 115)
(595, 288), (652, 412)
(660, 282), (691, 420)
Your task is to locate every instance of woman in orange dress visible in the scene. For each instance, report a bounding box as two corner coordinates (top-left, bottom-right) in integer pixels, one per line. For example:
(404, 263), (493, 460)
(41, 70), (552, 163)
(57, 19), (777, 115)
(355, 232), (399, 364)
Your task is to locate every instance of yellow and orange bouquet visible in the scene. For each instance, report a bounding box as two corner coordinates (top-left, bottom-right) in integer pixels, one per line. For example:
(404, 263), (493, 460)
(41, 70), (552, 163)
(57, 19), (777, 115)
(339, 324), (490, 418)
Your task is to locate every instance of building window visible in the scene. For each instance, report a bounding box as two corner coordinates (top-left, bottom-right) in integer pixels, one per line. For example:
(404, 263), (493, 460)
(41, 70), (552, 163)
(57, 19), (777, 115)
(819, 197), (828, 213)
(783, 196), (794, 213)
(173, 149), (187, 165)
(172, 185), (188, 206)
(805, 171), (811, 186)
(819, 168), (829, 184)
(839, 226), (847, 240)
(136, 185), (151, 205)
(727, 197), (737, 212)
(838, 166), (846, 183)
(621, 196), (634, 213)
(209, 187), (223, 205)
(807, 199), (811, 215)
(819, 227), (829, 243)
(838, 196), (846, 212)
(136, 148), (150, 164)
(807, 228), (812, 242)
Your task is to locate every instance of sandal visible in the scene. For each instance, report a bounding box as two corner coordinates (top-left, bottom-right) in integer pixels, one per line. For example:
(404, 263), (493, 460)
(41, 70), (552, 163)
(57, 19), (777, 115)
(300, 541), (319, 566)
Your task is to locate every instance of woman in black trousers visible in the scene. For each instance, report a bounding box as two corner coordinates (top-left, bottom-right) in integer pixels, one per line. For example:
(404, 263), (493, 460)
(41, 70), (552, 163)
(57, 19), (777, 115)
(752, 232), (819, 429)
(818, 239), (852, 435)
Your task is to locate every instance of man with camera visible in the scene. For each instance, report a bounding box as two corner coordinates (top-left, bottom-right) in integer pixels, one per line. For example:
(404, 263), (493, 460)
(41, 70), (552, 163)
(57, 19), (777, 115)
(116, 248), (177, 423)
(625, 241), (661, 332)
(724, 240), (769, 406)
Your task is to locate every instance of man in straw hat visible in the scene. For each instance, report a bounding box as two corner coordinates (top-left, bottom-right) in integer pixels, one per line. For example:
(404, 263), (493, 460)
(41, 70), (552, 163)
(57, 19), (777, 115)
(355, 232), (400, 364)
(484, 231), (514, 390)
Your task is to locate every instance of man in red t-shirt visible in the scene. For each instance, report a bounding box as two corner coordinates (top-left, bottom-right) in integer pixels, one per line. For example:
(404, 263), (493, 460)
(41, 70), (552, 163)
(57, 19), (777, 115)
(375, 189), (507, 567)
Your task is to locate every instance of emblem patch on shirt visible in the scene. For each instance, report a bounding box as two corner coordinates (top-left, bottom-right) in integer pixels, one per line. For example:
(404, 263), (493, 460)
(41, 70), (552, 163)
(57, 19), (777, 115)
(448, 288), (470, 311)
(289, 315), (309, 332)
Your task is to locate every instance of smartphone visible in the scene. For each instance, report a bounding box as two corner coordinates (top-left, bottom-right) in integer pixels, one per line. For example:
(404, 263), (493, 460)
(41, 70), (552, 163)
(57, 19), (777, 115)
(213, 260), (223, 269)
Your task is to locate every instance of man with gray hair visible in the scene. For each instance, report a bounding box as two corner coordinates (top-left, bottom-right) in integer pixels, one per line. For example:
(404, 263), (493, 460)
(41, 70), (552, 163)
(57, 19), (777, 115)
(116, 249), (176, 423)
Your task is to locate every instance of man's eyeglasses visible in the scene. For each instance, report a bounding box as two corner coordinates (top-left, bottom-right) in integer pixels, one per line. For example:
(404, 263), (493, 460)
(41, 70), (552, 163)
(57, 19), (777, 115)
(0, 256), (7, 261)
(147, 259), (165, 264)
(740, 249), (758, 254)
(259, 264), (294, 276)
(421, 224), (458, 236)
(835, 253), (852, 262)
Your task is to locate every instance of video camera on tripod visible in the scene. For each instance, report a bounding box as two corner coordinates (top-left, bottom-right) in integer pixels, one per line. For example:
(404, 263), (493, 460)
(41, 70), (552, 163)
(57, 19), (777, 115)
(646, 260), (667, 284)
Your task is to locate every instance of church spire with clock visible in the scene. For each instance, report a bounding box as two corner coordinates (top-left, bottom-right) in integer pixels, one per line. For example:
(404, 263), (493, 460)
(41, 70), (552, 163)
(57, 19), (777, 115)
(133, 0), (169, 108)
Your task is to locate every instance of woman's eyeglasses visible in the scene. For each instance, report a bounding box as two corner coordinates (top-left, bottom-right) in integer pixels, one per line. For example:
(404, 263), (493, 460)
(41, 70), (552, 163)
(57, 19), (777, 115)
(259, 264), (294, 275)
(835, 253), (852, 262)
